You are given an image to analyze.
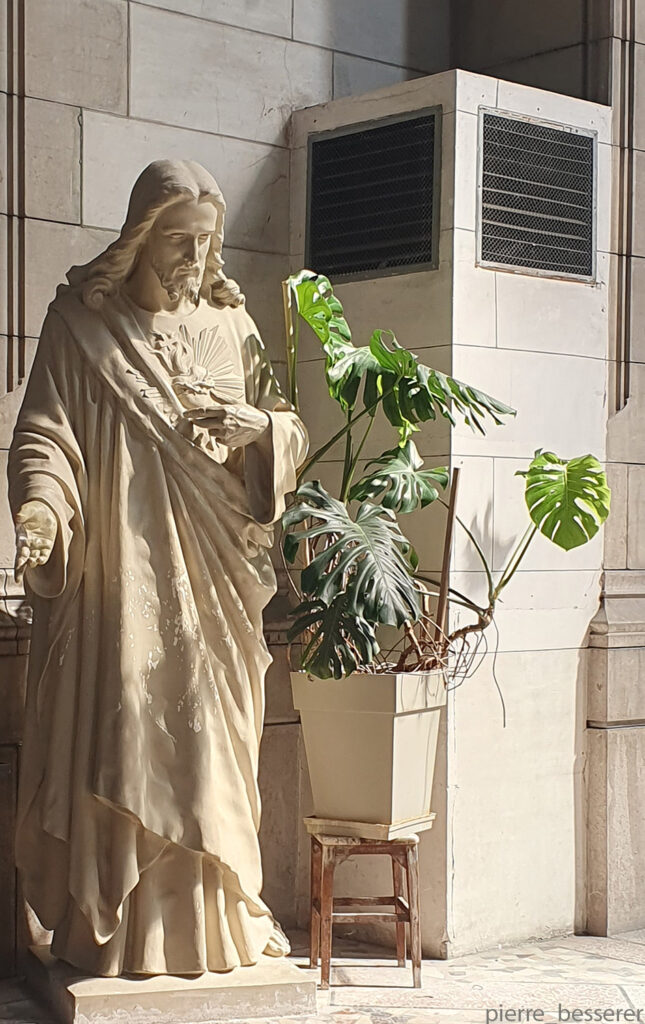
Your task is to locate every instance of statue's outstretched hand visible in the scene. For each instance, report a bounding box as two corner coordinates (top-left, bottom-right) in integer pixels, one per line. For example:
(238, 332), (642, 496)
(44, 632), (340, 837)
(14, 500), (58, 584)
(185, 404), (269, 447)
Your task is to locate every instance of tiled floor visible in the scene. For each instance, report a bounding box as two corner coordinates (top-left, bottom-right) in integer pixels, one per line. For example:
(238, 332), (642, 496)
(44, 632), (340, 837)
(4, 930), (645, 1023)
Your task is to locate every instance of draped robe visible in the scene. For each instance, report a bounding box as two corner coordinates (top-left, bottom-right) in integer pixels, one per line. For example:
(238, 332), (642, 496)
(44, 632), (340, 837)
(8, 288), (308, 976)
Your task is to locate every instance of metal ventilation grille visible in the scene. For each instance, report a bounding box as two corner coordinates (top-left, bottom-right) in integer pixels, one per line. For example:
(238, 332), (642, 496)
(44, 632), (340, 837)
(307, 111), (438, 280)
(480, 112), (595, 278)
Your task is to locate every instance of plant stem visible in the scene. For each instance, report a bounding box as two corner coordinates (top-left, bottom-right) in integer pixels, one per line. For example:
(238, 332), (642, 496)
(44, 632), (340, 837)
(493, 524), (538, 599)
(413, 574), (488, 615)
(283, 281), (300, 412)
(297, 389), (393, 483)
(339, 415), (354, 501)
(341, 415), (375, 502)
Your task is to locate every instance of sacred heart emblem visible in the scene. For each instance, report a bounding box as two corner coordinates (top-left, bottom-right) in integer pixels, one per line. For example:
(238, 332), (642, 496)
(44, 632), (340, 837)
(172, 324), (246, 410)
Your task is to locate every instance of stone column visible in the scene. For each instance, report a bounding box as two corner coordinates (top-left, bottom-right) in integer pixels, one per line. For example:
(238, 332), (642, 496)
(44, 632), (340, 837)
(587, 573), (645, 933)
(586, 0), (645, 935)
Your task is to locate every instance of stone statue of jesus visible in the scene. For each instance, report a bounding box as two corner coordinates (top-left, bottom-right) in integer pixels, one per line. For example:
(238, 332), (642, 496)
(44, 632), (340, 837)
(8, 160), (308, 976)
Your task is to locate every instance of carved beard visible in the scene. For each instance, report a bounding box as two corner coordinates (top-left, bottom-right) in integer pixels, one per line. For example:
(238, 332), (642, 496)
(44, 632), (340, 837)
(151, 255), (202, 305)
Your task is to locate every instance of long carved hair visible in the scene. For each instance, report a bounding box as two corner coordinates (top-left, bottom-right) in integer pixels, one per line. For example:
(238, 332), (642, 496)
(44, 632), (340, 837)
(67, 160), (244, 310)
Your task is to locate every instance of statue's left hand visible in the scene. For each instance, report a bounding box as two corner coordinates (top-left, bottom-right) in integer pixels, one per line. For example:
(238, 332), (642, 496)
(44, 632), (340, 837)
(185, 404), (270, 447)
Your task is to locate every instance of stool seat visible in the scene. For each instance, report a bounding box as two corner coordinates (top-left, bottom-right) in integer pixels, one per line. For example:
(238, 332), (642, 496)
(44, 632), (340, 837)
(309, 832), (423, 989)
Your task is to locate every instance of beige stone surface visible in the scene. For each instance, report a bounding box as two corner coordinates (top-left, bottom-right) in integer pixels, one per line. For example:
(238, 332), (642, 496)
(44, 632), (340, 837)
(333, 53), (421, 100)
(26, 945), (316, 1024)
(607, 367), (645, 465)
(258, 723), (301, 926)
(630, 256), (645, 364)
(130, 4), (333, 147)
(451, 346), (607, 460)
(24, 98), (80, 223)
(24, 0), (127, 113)
(288, 146), (307, 260)
(452, 232), (497, 348)
(24, 220), (118, 337)
(451, 111), (476, 233)
(82, 112), (290, 254)
(632, 151), (645, 258)
(494, 255), (610, 361)
(448, 648), (585, 954)
(596, 141), (614, 256)
(0, 338), (38, 446)
(628, 465), (645, 569)
(0, 93), (6, 215)
(634, 43), (645, 153)
(0, 217), (7, 337)
(0, 450), (16, 569)
(293, 0), (450, 72)
(135, 0), (293, 37)
(588, 647), (645, 723)
(264, 645), (298, 725)
(0, 654), (27, 744)
(220, 248), (290, 365)
(495, 79), (611, 144)
(450, 455), (495, 570)
(587, 726), (645, 934)
(603, 462), (628, 570)
(0, 6), (5, 94)
(450, 569), (601, 652)
(290, 71), (459, 149)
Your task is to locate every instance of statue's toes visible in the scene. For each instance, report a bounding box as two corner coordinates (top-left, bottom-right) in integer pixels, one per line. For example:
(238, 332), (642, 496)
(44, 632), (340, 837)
(263, 921), (291, 957)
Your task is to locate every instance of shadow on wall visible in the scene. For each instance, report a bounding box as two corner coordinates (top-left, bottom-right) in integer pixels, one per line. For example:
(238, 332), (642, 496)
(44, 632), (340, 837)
(450, 0), (610, 106)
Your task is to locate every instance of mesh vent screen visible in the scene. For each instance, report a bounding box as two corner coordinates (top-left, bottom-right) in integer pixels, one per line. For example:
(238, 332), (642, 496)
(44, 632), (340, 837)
(307, 112), (436, 278)
(480, 112), (595, 277)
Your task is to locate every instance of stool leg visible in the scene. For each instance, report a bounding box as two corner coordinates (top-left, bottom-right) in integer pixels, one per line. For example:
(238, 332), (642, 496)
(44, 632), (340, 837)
(406, 844), (422, 988)
(310, 839), (322, 968)
(319, 846), (336, 989)
(392, 854), (407, 967)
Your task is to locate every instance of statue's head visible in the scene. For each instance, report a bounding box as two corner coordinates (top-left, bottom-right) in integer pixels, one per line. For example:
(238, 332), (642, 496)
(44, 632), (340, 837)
(68, 160), (243, 310)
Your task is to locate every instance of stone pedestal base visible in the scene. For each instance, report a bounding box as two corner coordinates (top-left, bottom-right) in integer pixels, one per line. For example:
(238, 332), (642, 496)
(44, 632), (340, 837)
(25, 946), (317, 1024)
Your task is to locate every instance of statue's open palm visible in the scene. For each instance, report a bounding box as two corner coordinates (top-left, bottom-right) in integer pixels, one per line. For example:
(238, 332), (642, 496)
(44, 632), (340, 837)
(14, 500), (58, 583)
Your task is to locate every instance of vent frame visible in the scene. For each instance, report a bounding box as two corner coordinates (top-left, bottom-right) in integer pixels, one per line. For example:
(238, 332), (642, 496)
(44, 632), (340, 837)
(476, 106), (598, 284)
(304, 105), (442, 284)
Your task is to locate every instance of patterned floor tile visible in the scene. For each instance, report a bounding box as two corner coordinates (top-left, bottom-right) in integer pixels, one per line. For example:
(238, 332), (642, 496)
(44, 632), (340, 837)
(557, 936), (645, 967)
(330, 979), (630, 1012)
(616, 985), (645, 1013)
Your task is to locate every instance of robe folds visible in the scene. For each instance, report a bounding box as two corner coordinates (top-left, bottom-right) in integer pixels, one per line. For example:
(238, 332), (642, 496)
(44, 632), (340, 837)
(8, 289), (308, 976)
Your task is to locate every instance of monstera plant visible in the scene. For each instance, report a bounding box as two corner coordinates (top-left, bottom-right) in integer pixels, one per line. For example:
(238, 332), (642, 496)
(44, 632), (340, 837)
(281, 270), (611, 682)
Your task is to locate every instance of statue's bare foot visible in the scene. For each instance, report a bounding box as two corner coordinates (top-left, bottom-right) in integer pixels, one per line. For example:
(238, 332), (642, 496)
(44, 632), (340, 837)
(263, 921), (291, 957)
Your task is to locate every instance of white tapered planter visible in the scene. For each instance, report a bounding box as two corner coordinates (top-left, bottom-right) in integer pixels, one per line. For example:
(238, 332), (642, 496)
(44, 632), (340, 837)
(291, 670), (446, 838)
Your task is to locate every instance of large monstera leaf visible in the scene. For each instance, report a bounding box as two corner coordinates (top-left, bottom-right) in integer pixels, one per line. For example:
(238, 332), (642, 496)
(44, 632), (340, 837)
(287, 595), (379, 679)
(522, 451), (611, 550)
(283, 481), (420, 627)
(287, 269), (352, 350)
(286, 271), (515, 438)
(349, 441), (449, 513)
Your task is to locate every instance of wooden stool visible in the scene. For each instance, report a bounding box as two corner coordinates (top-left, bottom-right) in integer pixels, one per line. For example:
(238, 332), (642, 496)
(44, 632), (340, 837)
(309, 833), (422, 989)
